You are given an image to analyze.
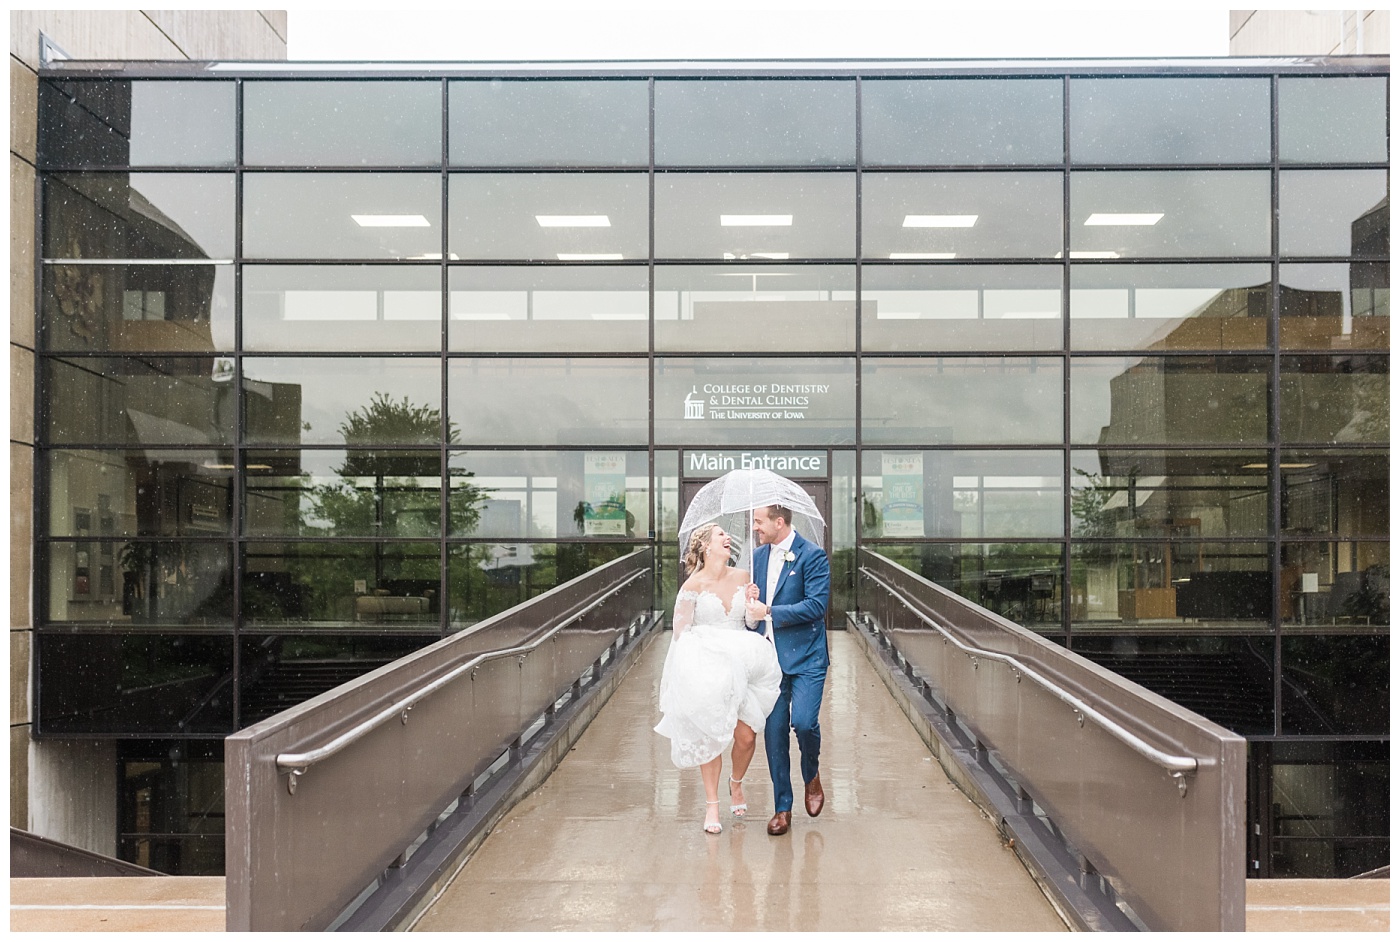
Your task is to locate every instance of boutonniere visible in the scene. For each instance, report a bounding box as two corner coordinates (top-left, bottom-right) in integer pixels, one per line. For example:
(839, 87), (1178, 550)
(782, 550), (796, 563)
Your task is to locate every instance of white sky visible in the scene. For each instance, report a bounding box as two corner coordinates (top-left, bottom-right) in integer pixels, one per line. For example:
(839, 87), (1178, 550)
(285, 3), (1235, 62)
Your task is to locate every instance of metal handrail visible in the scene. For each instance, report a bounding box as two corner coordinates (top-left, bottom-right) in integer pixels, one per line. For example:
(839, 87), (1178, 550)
(861, 567), (1199, 777)
(276, 570), (648, 776)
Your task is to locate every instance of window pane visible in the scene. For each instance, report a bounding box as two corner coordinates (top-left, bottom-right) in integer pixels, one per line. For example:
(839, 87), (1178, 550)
(449, 79), (648, 166)
(1282, 636), (1389, 736)
(243, 542), (440, 630)
(1283, 541), (1389, 634)
(243, 173), (442, 260)
(1281, 263), (1389, 351)
(448, 542), (642, 628)
(1069, 78), (1270, 164)
(117, 749), (224, 874)
(1071, 541), (1271, 630)
(656, 449), (681, 601)
(1279, 170), (1389, 258)
(244, 80), (440, 166)
(40, 80), (236, 167)
(48, 449), (234, 538)
(37, 634), (234, 734)
(655, 172), (855, 260)
(448, 450), (650, 538)
(448, 173), (648, 260)
(241, 357), (442, 446)
(861, 265), (1062, 353)
(1280, 355), (1388, 445)
(875, 543), (1064, 633)
(1071, 356), (1269, 445)
(862, 172), (1062, 260)
(862, 357), (1062, 446)
(1269, 741), (1389, 878)
(831, 449), (858, 614)
(238, 635), (430, 726)
(1069, 264), (1270, 351)
(655, 357), (855, 446)
(43, 173), (234, 260)
(1071, 635), (1274, 735)
(243, 265), (441, 352)
(245, 450), (442, 538)
(45, 356), (235, 446)
(655, 79), (855, 166)
(449, 265), (647, 353)
(1282, 451), (1388, 538)
(861, 450), (1064, 539)
(1070, 171), (1271, 258)
(1280, 76), (1389, 164)
(448, 358), (648, 446)
(1071, 450), (1269, 539)
(42, 263), (233, 353)
(655, 265), (855, 352)
(862, 78), (1062, 166)
(46, 540), (232, 625)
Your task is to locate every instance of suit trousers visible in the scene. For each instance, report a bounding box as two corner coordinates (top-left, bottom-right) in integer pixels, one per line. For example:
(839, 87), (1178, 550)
(764, 662), (825, 813)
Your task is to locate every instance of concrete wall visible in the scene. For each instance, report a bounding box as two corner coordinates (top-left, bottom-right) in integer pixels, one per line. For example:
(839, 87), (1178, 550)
(28, 740), (119, 855)
(9, 9), (286, 847)
(1230, 10), (1390, 56)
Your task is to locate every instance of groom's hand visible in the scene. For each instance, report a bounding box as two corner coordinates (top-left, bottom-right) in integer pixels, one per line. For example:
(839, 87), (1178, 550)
(745, 598), (769, 625)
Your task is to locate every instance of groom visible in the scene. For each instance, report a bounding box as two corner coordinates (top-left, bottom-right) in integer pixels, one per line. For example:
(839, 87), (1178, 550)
(744, 504), (830, 836)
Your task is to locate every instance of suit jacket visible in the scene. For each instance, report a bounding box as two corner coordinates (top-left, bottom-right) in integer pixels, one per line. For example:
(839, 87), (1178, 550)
(751, 532), (830, 674)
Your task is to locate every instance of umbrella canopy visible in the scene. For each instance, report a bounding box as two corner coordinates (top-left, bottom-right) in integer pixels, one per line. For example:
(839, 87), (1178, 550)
(677, 468), (825, 575)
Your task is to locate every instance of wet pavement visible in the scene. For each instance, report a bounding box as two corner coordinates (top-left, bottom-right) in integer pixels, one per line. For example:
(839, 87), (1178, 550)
(9, 876), (225, 932)
(412, 629), (1068, 932)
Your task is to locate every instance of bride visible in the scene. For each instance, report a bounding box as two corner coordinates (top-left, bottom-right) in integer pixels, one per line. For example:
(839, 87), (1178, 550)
(655, 523), (782, 834)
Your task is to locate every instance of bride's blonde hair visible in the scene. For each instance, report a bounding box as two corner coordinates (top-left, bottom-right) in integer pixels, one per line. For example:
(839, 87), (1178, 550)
(683, 523), (722, 575)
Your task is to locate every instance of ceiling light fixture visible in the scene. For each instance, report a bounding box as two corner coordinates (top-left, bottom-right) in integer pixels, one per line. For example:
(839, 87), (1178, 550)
(535, 215), (611, 227)
(352, 214), (431, 227)
(721, 214), (792, 227)
(889, 252), (957, 260)
(557, 253), (624, 261)
(1084, 213), (1164, 226)
(902, 215), (977, 228)
(1065, 251), (1122, 259)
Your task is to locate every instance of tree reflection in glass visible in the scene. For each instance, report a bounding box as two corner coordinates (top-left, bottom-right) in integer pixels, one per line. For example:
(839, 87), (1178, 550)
(242, 394), (487, 629)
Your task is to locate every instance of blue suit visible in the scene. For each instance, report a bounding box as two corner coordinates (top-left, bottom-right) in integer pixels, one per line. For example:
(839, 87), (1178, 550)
(749, 532), (830, 814)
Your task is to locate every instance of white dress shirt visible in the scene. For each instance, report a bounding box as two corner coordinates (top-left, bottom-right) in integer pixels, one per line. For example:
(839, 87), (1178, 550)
(748, 531), (797, 632)
(765, 531), (797, 604)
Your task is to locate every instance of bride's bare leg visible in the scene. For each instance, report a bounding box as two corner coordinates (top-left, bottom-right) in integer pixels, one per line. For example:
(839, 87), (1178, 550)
(729, 722), (756, 812)
(700, 754), (723, 832)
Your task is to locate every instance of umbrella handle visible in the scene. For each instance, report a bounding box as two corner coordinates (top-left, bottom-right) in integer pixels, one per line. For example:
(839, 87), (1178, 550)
(749, 507), (755, 583)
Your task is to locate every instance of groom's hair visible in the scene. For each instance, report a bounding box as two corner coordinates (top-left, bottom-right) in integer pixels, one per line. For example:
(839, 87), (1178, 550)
(765, 504), (793, 525)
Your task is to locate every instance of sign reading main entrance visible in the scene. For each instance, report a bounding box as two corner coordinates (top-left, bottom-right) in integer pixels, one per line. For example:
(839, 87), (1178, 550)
(684, 450), (828, 478)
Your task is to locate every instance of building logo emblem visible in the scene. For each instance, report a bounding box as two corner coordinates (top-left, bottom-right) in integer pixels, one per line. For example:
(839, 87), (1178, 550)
(684, 386), (704, 420)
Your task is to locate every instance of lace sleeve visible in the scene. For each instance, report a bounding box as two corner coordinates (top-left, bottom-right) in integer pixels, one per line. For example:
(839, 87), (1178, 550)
(673, 590), (699, 635)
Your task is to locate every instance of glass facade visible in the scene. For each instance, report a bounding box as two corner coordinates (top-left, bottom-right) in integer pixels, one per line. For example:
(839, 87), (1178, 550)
(34, 62), (1387, 878)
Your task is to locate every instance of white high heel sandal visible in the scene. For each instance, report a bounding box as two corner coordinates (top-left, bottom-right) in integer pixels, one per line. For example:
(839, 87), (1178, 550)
(729, 776), (747, 817)
(703, 799), (723, 834)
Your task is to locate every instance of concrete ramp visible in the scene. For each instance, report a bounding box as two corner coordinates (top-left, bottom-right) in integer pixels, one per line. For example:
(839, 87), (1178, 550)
(412, 630), (1066, 932)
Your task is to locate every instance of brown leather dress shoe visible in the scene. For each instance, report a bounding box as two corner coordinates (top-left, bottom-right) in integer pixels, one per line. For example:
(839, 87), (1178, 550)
(804, 774), (825, 817)
(766, 811), (791, 836)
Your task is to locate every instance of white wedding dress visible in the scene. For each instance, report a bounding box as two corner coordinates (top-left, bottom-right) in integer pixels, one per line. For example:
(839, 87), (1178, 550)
(655, 586), (783, 769)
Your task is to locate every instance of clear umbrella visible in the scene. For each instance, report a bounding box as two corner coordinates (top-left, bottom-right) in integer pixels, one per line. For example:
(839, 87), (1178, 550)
(677, 468), (825, 579)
